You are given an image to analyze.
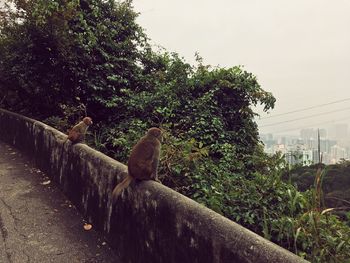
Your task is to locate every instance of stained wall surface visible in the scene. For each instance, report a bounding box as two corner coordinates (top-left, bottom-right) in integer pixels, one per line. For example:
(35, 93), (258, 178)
(0, 109), (308, 263)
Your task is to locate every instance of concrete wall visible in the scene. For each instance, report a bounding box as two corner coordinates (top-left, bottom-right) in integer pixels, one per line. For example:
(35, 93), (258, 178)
(0, 109), (308, 263)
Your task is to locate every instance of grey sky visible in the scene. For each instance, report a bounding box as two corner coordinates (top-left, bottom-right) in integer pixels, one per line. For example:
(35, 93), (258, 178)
(133, 0), (350, 135)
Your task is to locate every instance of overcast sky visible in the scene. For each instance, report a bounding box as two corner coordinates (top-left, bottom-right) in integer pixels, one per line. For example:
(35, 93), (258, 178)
(1, 0), (349, 135)
(132, 0), (350, 135)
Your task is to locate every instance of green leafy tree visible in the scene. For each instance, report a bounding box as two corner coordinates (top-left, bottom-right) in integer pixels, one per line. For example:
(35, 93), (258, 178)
(0, 0), (152, 122)
(2, 1), (350, 261)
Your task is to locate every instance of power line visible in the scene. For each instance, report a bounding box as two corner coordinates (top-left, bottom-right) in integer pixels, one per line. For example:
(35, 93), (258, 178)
(260, 116), (350, 134)
(259, 106), (350, 128)
(259, 97), (350, 120)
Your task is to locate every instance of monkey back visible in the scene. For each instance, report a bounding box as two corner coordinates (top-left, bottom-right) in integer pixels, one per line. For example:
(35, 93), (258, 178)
(127, 137), (161, 180)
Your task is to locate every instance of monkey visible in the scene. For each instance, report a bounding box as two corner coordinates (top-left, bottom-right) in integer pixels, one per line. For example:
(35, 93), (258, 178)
(112, 127), (162, 201)
(65, 117), (93, 144)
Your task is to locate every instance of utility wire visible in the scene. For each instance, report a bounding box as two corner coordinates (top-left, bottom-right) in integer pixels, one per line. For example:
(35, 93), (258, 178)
(259, 97), (350, 120)
(259, 106), (350, 128)
(260, 116), (350, 134)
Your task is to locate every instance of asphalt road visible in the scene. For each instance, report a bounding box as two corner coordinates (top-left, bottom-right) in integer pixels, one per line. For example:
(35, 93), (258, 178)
(0, 141), (121, 263)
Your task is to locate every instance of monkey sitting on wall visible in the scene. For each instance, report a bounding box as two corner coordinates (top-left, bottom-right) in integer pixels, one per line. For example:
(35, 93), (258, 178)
(66, 117), (93, 144)
(112, 127), (162, 201)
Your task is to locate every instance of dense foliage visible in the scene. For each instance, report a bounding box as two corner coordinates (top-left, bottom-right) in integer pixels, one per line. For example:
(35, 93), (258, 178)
(1, 1), (349, 261)
(285, 161), (350, 222)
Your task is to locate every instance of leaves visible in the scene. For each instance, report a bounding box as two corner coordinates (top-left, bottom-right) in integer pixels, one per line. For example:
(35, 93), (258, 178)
(2, 1), (349, 262)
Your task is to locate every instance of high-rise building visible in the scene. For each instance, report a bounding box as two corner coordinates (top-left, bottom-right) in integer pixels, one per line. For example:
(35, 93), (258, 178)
(266, 133), (273, 141)
(319, 129), (327, 138)
(330, 145), (347, 164)
(285, 149), (314, 166)
(279, 136), (287, 145)
(300, 128), (316, 141)
(320, 139), (336, 154)
(329, 124), (349, 140)
(336, 124), (348, 139)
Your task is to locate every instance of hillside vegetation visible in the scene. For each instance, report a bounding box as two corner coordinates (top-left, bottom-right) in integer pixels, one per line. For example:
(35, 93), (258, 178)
(286, 162), (350, 221)
(1, 1), (349, 261)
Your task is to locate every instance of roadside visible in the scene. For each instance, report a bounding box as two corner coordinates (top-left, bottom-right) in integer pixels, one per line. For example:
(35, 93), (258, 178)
(0, 141), (120, 263)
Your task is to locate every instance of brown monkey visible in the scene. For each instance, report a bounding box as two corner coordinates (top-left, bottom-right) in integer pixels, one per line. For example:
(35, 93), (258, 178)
(112, 127), (162, 200)
(66, 117), (93, 144)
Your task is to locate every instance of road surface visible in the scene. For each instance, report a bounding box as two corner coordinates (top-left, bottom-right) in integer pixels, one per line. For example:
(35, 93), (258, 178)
(0, 141), (120, 263)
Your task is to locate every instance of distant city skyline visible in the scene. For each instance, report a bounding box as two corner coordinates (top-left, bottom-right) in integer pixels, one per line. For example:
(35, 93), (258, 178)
(256, 97), (350, 135)
(262, 123), (350, 140)
(261, 125), (350, 165)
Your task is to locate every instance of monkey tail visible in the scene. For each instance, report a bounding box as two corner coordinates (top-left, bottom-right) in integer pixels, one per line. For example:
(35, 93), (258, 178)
(112, 174), (133, 202)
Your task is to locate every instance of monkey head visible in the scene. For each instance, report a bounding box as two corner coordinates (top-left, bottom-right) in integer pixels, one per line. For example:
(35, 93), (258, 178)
(147, 127), (162, 141)
(83, 117), (93, 126)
